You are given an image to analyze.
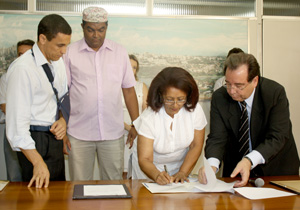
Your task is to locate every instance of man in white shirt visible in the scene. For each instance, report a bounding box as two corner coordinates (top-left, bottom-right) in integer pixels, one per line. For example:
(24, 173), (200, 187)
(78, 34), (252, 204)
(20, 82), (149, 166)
(0, 39), (34, 182)
(5, 14), (72, 188)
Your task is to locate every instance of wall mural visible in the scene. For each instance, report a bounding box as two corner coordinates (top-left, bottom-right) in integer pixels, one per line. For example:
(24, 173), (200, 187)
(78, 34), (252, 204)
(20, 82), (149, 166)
(0, 13), (248, 128)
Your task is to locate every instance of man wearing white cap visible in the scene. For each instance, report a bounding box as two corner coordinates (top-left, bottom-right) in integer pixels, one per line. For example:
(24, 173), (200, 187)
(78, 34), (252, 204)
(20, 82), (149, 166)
(64, 6), (139, 180)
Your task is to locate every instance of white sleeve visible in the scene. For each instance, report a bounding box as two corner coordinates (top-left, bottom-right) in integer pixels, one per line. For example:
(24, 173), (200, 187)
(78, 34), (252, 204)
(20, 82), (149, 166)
(6, 67), (35, 151)
(133, 108), (156, 140)
(193, 103), (207, 130)
(246, 150), (266, 170)
(0, 73), (7, 104)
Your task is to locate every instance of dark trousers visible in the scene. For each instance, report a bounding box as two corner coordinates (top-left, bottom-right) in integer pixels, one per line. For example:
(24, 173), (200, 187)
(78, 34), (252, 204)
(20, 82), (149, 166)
(17, 131), (65, 181)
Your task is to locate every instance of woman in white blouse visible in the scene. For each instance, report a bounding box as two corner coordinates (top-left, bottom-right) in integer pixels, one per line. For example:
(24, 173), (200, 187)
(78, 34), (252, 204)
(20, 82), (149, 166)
(132, 67), (207, 185)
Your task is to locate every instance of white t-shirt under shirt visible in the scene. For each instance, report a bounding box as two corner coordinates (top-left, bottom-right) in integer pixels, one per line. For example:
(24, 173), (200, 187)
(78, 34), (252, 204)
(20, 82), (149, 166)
(131, 102), (207, 179)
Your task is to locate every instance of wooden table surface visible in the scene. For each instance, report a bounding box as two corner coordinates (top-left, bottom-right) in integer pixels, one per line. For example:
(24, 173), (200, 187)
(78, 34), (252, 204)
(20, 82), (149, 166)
(1, 176), (300, 210)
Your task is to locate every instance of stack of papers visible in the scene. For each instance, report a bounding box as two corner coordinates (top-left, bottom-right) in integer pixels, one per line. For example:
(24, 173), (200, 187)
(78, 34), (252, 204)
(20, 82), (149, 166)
(143, 179), (234, 194)
(143, 157), (235, 193)
(143, 158), (296, 200)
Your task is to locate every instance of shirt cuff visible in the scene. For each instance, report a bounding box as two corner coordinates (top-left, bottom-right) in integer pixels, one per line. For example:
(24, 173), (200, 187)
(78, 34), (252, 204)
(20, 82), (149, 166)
(207, 157), (220, 172)
(246, 150), (265, 169)
(10, 135), (36, 151)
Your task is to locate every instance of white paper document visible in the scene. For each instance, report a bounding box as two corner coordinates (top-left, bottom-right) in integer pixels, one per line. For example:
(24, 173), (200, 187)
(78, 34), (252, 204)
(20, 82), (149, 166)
(234, 187), (296, 200)
(84, 185), (127, 196)
(0, 180), (9, 191)
(143, 158), (235, 194)
(142, 158), (297, 200)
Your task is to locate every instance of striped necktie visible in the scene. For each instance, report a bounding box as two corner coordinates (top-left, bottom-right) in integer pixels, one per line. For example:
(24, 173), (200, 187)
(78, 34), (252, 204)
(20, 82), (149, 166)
(238, 101), (250, 158)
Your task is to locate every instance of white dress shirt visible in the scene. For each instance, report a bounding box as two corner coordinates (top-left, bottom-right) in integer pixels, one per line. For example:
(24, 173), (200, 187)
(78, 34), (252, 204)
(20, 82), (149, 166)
(6, 44), (68, 151)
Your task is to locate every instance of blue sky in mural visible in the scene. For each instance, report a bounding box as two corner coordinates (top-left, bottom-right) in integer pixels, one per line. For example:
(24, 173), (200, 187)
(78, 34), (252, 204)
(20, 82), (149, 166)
(107, 17), (247, 56)
(0, 14), (247, 56)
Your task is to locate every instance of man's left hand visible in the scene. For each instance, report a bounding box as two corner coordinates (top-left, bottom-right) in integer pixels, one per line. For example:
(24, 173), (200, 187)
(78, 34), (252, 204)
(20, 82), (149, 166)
(126, 127), (137, 149)
(230, 157), (252, 187)
(50, 117), (66, 140)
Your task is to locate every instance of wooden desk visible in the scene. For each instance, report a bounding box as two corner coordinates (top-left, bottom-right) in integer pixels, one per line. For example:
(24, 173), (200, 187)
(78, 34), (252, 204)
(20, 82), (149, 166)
(1, 176), (300, 210)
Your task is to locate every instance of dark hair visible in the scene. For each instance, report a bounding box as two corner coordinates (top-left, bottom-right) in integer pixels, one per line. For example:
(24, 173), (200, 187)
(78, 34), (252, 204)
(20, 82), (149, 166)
(147, 67), (199, 112)
(17, 39), (35, 48)
(129, 54), (139, 80)
(224, 53), (260, 82)
(222, 47), (244, 74)
(38, 14), (72, 41)
(82, 20), (108, 27)
(226, 47), (244, 58)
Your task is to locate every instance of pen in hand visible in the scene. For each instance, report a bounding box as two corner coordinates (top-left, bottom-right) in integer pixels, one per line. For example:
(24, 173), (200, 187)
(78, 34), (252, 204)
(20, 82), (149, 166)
(164, 165), (173, 184)
(164, 165), (169, 174)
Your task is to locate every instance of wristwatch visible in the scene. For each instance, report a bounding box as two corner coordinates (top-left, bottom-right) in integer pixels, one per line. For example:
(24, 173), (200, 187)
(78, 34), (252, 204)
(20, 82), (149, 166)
(244, 156), (253, 165)
(130, 122), (135, 128)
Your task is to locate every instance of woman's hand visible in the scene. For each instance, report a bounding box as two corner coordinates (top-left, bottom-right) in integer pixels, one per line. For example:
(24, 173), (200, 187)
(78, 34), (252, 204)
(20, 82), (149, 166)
(173, 171), (189, 183)
(155, 171), (174, 185)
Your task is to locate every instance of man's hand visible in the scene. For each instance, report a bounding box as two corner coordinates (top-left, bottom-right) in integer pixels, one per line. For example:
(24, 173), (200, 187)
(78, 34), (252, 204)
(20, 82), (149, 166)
(21, 149), (50, 188)
(0, 103), (6, 114)
(198, 166), (217, 184)
(50, 117), (66, 140)
(63, 135), (71, 155)
(126, 127), (138, 149)
(28, 160), (50, 188)
(230, 157), (252, 187)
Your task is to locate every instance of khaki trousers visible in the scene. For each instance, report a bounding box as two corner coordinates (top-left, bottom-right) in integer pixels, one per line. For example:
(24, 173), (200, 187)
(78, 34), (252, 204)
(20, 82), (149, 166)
(68, 135), (124, 181)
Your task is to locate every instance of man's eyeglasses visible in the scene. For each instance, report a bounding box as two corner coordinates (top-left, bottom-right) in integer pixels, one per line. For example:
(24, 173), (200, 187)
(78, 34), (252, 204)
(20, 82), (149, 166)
(223, 82), (250, 91)
(164, 98), (187, 105)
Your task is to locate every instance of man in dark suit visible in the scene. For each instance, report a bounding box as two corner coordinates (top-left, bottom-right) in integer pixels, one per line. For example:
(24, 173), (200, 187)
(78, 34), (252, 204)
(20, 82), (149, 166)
(199, 52), (299, 187)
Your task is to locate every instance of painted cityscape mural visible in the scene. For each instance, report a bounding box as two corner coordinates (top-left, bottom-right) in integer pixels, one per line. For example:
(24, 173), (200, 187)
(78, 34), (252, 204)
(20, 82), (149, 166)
(0, 13), (247, 124)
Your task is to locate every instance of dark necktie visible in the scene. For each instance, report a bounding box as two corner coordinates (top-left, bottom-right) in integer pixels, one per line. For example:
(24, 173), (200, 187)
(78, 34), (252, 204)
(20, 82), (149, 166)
(42, 63), (59, 101)
(238, 101), (250, 158)
(42, 63), (54, 83)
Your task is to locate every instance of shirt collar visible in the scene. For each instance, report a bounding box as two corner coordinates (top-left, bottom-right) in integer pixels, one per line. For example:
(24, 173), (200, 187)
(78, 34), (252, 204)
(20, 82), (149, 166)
(243, 88), (256, 109)
(32, 43), (50, 67)
(79, 38), (113, 52)
(161, 105), (184, 120)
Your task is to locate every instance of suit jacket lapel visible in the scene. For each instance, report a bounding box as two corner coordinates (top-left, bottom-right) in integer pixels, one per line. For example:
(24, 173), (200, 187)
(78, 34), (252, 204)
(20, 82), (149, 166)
(250, 83), (263, 148)
(228, 100), (240, 139)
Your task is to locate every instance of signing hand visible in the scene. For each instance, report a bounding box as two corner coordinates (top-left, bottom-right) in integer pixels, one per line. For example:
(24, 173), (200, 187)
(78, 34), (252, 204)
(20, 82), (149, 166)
(155, 171), (174, 185)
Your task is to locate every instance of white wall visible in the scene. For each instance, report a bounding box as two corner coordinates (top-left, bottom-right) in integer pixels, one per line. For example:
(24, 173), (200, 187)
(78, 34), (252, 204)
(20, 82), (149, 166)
(263, 17), (300, 154)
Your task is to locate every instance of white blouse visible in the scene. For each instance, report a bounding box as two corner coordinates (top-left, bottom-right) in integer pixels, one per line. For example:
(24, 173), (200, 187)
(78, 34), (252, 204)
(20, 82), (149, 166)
(131, 102), (207, 179)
